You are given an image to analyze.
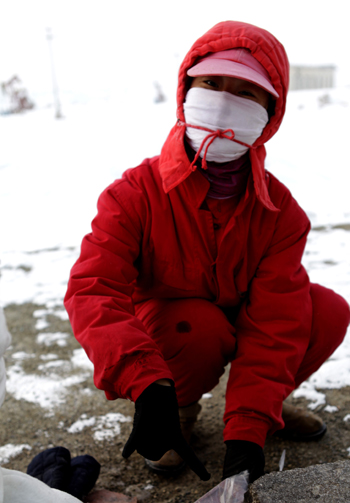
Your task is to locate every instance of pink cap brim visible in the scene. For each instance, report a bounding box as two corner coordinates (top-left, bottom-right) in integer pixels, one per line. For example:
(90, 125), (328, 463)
(187, 52), (279, 98)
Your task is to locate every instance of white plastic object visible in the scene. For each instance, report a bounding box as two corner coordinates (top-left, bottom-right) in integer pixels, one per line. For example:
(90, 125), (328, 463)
(194, 472), (249, 503)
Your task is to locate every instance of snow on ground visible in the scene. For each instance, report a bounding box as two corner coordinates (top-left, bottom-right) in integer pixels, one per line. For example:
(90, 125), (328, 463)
(67, 412), (132, 441)
(5, 359), (90, 411)
(0, 444), (32, 464)
(0, 85), (349, 412)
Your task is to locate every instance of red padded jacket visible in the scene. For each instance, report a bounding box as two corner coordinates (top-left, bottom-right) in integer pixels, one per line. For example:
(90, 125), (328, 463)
(65, 21), (312, 447)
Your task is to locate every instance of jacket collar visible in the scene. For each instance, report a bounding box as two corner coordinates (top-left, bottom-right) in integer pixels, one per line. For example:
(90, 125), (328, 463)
(159, 122), (278, 212)
(173, 155), (255, 219)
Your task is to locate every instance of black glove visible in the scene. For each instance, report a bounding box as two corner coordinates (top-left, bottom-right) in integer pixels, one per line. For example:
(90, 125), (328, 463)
(223, 440), (265, 483)
(122, 383), (210, 481)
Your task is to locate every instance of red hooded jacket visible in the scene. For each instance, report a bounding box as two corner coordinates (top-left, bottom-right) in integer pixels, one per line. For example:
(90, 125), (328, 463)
(65, 21), (312, 447)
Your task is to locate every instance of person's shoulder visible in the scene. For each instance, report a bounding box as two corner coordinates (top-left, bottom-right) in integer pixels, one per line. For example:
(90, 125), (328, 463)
(99, 156), (161, 199)
(265, 170), (310, 230)
(265, 170), (292, 198)
(266, 171), (306, 213)
(114, 156), (161, 191)
(96, 156), (163, 223)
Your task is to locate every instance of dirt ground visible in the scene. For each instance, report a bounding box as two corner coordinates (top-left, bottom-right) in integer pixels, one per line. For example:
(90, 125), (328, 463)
(2, 302), (350, 502)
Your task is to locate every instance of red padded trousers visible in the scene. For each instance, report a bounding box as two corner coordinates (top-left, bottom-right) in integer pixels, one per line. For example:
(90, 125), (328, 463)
(135, 284), (350, 408)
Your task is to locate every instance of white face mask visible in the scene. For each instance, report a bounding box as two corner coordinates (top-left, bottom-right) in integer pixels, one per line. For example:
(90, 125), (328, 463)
(183, 87), (269, 163)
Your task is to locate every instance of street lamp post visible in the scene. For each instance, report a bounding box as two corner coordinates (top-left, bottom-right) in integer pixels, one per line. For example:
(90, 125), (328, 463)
(46, 27), (62, 119)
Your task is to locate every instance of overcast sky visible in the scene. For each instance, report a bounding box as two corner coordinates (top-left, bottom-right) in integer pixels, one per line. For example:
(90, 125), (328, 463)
(0, 0), (349, 104)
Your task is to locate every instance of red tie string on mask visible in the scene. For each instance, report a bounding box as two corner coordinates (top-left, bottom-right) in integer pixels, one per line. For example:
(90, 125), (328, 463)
(179, 121), (253, 170)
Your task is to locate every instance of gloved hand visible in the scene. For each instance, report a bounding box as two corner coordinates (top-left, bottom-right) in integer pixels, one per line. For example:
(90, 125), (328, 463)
(223, 440), (265, 483)
(122, 382), (210, 481)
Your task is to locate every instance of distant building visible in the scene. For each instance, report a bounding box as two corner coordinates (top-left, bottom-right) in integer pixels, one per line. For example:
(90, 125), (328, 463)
(289, 65), (336, 91)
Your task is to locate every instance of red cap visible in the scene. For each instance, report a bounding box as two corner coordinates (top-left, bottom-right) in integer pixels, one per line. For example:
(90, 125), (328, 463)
(187, 48), (279, 98)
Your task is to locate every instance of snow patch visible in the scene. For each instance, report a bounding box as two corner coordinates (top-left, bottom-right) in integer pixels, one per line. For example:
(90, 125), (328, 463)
(36, 332), (69, 347)
(40, 353), (58, 361)
(67, 414), (96, 433)
(11, 352), (34, 360)
(80, 388), (93, 396)
(92, 413), (132, 441)
(6, 362), (89, 410)
(67, 412), (132, 441)
(293, 382), (326, 410)
(0, 443), (31, 464)
(37, 360), (70, 371)
(71, 348), (94, 371)
(323, 405), (338, 413)
(34, 308), (69, 327)
(35, 319), (50, 330)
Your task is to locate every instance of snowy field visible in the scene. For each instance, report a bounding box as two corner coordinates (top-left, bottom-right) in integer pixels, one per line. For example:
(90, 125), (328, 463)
(0, 84), (350, 416)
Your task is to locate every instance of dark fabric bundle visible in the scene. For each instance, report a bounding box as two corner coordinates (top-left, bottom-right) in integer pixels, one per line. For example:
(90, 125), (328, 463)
(27, 446), (100, 501)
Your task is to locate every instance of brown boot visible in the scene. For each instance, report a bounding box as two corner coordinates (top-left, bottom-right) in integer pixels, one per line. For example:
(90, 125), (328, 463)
(275, 402), (327, 441)
(145, 402), (202, 475)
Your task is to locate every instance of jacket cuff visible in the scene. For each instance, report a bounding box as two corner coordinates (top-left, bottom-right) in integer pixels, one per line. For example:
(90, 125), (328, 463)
(104, 354), (174, 403)
(223, 415), (271, 448)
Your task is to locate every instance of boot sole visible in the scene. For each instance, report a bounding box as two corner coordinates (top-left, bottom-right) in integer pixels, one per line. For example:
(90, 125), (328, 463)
(144, 458), (186, 476)
(274, 422), (327, 441)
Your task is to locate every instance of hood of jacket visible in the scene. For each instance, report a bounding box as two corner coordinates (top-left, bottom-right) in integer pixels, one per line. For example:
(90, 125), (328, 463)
(158, 20), (289, 211)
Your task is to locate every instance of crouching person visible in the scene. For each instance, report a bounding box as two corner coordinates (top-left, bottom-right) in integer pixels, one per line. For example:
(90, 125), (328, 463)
(64, 20), (350, 484)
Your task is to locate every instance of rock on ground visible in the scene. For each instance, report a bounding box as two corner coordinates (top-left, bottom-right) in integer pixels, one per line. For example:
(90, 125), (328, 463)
(246, 460), (350, 503)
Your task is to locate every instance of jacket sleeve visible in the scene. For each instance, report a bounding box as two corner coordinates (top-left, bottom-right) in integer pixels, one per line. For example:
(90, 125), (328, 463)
(64, 178), (173, 402)
(223, 189), (312, 447)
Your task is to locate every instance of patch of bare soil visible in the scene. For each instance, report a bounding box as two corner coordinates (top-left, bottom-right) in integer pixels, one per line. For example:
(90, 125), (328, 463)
(2, 302), (350, 502)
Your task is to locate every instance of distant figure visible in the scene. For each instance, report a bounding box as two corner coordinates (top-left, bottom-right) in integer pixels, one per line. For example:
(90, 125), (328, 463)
(153, 81), (166, 103)
(65, 21), (350, 483)
(0, 75), (34, 114)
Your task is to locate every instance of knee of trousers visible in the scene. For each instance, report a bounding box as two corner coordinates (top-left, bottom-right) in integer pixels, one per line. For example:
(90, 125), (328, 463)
(135, 298), (237, 401)
(310, 283), (350, 355)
